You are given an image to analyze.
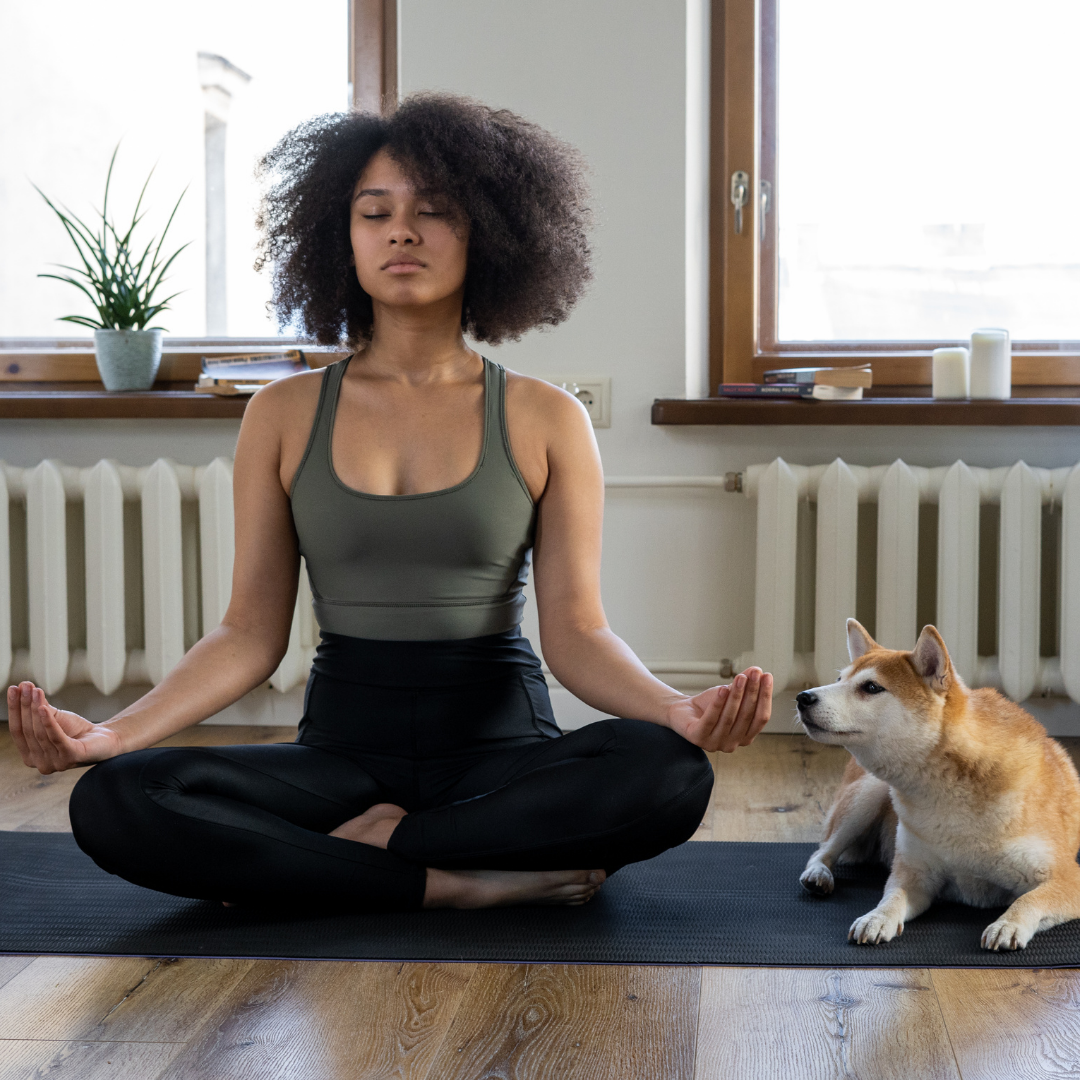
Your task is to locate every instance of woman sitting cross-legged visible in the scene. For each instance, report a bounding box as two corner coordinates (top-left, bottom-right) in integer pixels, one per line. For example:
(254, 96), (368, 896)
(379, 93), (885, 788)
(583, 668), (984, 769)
(7, 94), (773, 912)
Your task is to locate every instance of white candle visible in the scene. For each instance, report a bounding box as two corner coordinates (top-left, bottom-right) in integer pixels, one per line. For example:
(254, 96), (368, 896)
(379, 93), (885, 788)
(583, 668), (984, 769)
(932, 347), (969, 398)
(969, 328), (1011, 399)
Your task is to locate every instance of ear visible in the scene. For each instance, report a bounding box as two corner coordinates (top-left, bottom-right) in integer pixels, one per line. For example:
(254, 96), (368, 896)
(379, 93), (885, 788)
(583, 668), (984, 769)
(911, 625), (952, 693)
(846, 619), (877, 662)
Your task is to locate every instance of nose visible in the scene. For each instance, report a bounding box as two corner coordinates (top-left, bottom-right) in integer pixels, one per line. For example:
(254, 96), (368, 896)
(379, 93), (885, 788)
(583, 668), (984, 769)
(796, 691), (818, 711)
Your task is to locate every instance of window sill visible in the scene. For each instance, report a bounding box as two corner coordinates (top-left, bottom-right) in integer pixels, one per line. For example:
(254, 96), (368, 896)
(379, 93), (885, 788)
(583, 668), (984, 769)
(0, 346), (347, 419)
(652, 389), (1080, 426)
(0, 382), (252, 419)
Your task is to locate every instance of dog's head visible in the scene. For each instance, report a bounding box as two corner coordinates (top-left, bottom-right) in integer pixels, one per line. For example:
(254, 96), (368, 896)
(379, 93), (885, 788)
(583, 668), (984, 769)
(796, 619), (958, 762)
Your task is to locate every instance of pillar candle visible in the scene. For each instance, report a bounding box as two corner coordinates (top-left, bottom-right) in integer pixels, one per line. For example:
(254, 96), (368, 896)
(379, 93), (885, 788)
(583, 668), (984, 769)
(932, 347), (969, 398)
(969, 328), (1011, 399)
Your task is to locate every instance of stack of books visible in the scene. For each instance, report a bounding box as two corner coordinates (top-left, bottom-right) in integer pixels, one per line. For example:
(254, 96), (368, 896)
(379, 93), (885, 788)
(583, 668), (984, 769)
(718, 364), (872, 400)
(195, 350), (309, 396)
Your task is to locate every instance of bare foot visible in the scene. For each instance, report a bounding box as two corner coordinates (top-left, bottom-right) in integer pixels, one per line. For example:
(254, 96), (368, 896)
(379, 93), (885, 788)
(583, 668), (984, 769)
(423, 867), (607, 909)
(329, 803), (408, 848)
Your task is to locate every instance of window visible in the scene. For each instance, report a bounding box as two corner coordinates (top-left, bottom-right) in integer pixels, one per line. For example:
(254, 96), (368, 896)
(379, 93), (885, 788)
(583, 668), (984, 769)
(711, 0), (1080, 388)
(1, 0), (395, 351)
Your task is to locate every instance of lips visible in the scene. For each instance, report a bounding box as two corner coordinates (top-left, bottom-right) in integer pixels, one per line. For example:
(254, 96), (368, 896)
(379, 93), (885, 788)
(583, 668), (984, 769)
(383, 255), (425, 272)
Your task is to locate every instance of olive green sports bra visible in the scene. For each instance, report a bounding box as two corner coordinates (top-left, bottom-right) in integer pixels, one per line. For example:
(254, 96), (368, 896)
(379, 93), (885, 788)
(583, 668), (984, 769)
(290, 356), (537, 641)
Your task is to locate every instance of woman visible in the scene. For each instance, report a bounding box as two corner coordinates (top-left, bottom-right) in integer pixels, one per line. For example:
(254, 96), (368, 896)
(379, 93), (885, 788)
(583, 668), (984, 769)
(8, 94), (773, 911)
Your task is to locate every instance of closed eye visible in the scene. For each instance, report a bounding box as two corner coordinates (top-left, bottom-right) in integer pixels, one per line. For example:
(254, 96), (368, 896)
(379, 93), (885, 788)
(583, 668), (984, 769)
(860, 681), (886, 695)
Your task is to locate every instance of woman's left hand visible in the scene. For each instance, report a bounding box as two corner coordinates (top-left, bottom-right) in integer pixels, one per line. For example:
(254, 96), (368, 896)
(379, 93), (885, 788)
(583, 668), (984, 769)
(665, 667), (773, 753)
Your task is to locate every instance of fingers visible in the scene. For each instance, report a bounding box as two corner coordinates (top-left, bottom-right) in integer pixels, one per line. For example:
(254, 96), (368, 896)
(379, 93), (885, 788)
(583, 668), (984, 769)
(12, 683), (50, 769)
(7, 682), (68, 774)
(7, 684), (31, 764)
(745, 672), (773, 743)
(715, 668), (770, 753)
(32, 689), (79, 773)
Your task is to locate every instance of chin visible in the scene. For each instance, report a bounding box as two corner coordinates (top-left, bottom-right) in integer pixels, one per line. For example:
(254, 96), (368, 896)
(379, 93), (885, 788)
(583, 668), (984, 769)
(799, 716), (844, 743)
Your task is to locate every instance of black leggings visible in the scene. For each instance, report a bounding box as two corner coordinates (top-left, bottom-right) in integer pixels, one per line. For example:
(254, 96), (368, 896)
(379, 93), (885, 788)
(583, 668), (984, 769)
(69, 631), (713, 911)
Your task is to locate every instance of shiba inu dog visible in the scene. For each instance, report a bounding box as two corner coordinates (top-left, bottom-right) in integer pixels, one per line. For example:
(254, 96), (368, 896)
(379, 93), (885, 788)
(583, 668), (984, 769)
(797, 619), (1080, 950)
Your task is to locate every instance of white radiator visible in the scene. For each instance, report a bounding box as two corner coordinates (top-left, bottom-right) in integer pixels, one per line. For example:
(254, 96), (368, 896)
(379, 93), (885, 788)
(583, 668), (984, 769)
(0, 458), (316, 696)
(737, 458), (1080, 704)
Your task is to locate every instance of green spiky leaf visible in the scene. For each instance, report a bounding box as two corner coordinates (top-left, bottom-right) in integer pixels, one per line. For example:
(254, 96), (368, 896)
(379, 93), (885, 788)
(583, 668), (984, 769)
(33, 144), (188, 331)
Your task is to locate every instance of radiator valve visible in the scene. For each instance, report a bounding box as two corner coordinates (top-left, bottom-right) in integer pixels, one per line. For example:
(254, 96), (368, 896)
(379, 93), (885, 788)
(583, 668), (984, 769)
(724, 472), (743, 493)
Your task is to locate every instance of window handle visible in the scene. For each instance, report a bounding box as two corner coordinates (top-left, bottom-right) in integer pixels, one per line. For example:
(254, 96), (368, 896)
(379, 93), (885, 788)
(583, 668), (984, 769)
(730, 171), (749, 235)
(760, 179), (772, 242)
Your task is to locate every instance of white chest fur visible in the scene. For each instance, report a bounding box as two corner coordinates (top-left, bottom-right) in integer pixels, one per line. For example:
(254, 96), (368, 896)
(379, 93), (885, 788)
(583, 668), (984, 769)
(893, 789), (1052, 907)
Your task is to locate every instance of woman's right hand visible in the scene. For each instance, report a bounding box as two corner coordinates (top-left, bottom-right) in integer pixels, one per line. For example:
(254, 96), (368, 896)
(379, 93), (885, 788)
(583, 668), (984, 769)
(7, 682), (123, 774)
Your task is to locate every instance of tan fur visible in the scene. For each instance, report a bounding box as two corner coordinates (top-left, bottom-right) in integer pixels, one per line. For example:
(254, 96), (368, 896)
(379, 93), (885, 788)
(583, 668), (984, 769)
(798, 619), (1080, 950)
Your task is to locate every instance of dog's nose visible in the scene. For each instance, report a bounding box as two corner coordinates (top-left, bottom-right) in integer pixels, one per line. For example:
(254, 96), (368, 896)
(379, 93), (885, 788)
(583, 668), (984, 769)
(796, 691), (818, 710)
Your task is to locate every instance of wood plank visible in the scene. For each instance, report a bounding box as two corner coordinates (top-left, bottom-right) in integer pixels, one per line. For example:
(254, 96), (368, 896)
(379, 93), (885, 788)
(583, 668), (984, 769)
(931, 968), (1080, 1079)
(425, 964), (699, 1080)
(0, 957), (36, 992)
(695, 967), (961, 1080)
(651, 396), (1080, 426)
(0, 1039), (184, 1080)
(0, 755), (82, 831)
(0, 389), (249, 419)
(708, 734), (849, 843)
(0, 956), (253, 1042)
(161, 959), (474, 1080)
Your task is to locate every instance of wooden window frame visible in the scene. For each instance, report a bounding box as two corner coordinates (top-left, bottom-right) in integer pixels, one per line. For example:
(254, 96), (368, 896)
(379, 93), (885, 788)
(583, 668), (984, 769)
(1, 1), (397, 380)
(710, 0), (1080, 391)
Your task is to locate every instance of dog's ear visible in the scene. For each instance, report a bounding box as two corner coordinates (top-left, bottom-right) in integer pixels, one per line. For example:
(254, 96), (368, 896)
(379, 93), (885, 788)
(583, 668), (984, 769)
(846, 619), (877, 662)
(912, 625), (952, 693)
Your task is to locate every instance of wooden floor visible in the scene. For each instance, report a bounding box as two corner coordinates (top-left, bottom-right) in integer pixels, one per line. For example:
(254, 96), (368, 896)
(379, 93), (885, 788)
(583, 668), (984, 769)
(2, 727), (1079, 1080)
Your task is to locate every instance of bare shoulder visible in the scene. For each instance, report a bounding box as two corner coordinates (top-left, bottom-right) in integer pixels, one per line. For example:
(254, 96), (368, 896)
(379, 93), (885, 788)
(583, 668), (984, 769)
(236, 368), (329, 493)
(503, 369), (599, 502)
(504, 370), (592, 436)
(242, 368), (326, 430)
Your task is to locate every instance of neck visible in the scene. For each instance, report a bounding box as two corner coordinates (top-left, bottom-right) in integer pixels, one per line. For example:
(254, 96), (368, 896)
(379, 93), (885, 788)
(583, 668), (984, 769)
(360, 293), (475, 382)
(848, 743), (934, 791)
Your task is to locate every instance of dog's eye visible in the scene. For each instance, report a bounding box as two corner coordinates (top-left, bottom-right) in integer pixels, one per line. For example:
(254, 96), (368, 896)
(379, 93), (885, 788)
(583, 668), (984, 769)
(861, 681), (886, 695)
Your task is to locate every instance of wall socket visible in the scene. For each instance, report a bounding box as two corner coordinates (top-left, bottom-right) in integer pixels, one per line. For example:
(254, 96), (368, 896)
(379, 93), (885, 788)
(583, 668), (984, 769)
(546, 375), (611, 428)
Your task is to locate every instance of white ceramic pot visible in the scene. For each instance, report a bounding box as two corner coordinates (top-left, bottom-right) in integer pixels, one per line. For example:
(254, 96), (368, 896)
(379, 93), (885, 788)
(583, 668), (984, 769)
(93, 329), (164, 391)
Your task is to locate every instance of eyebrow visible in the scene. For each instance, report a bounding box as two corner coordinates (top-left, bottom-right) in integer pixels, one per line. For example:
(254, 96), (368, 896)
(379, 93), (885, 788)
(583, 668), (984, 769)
(353, 186), (446, 203)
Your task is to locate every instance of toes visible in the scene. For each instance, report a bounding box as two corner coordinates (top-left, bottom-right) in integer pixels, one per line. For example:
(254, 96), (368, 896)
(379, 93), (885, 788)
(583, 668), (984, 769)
(981, 920), (1028, 951)
(800, 866), (835, 896)
(848, 911), (900, 944)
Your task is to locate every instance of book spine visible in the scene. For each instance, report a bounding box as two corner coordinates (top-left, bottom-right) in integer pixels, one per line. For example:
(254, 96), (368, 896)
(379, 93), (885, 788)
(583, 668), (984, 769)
(717, 383), (813, 398)
(762, 371), (815, 385)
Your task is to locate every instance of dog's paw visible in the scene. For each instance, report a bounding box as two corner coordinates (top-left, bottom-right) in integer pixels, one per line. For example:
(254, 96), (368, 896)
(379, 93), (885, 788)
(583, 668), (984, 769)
(848, 909), (904, 945)
(981, 917), (1032, 951)
(800, 863), (835, 896)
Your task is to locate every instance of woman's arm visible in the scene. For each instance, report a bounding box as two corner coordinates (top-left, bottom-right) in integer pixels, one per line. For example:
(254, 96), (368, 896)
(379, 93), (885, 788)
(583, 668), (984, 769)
(7, 375), (317, 774)
(527, 385), (772, 753)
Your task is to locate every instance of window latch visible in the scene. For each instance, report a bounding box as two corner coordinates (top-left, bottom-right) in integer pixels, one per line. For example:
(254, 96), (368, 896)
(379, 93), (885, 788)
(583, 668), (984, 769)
(730, 171), (749, 235)
(760, 179), (772, 242)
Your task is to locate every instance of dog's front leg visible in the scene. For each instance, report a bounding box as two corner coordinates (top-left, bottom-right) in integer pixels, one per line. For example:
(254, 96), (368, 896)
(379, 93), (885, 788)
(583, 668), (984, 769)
(801, 772), (891, 896)
(849, 858), (936, 945)
(982, 862), (1080, 951)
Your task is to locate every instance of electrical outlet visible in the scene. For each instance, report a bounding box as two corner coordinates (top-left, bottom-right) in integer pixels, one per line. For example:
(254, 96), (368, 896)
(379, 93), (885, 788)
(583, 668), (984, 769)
(546, 375), (611, 427)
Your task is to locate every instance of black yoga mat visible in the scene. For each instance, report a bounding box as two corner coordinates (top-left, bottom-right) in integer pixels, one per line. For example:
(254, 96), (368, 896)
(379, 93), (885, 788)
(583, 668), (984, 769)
(3, 831), (1079, 967)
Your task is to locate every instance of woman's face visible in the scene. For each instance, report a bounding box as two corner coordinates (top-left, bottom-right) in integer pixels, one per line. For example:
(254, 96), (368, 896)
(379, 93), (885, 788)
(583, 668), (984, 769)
(349, 148), (468, 311)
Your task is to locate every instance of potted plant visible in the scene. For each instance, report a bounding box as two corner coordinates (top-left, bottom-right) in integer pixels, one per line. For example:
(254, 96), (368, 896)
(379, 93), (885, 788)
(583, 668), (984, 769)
(34, 147), (189, 391)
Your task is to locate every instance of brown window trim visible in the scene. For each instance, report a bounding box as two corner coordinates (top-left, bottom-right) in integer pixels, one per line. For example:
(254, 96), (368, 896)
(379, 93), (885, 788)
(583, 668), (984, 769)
(710, 0), (1080, 391)
(2, 2), (395, 379)
(350, 0), (398, 115)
